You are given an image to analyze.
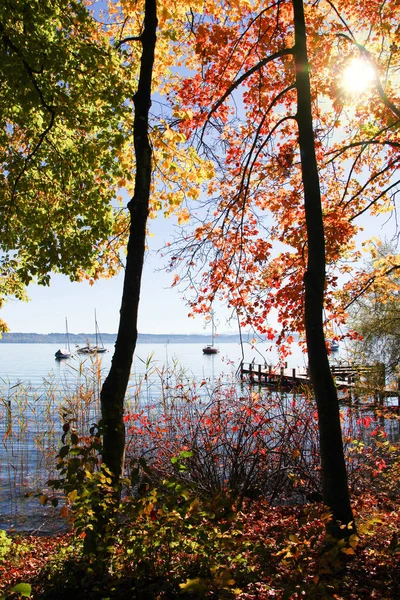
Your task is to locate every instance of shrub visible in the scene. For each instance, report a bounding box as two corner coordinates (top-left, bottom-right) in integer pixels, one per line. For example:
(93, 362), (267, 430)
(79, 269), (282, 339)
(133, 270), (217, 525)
(124, 379), (323, 505)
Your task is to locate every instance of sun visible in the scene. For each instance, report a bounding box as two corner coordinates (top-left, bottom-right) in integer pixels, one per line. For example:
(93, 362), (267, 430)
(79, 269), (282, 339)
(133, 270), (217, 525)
(341, 58), (376, 95)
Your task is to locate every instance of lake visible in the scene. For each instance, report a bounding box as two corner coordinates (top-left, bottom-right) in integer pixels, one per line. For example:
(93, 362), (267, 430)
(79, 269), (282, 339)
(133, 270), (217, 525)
(0, 340), (310, 388)
(4, 340), (396, 534)
(0, 340), (311, 532)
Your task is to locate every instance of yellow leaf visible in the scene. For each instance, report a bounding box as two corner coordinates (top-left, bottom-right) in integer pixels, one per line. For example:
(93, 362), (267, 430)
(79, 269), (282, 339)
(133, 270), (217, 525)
(68, 489), (78, 504)
(177, 208), (190, 225)
(341, 546), (355, 555)
(179, 578), (208, 594)
(188, 497), (199, 514)
(349, 534), (359, 549)
(163, 127), (174, 140)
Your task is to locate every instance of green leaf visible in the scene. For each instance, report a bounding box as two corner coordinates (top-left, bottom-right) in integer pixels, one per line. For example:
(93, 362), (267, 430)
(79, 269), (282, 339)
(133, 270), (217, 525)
(10, 583), (32, 597)
(180, 450), (193, 459)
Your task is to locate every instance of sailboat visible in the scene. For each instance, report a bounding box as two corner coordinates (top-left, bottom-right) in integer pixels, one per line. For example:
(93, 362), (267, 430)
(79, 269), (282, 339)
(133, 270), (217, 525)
(93, 309), (107, 353)
(330, 339), (340, 352)
(55, 318), (72, 359)
(77, 310), (108, 354)
(202, 310), (219, 355)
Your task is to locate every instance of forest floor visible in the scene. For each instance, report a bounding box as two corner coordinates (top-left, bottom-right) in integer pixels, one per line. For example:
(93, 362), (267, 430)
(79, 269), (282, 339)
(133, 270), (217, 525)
(0, 492), (399, 599)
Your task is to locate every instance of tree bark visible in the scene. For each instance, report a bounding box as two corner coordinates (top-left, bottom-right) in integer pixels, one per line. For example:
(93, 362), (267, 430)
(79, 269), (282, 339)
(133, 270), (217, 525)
(100, 0), (157, 486)
(292, 0), (355, 539)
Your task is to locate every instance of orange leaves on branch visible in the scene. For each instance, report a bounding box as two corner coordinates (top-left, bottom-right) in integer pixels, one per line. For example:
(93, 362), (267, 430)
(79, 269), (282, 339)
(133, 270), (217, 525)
(162, 0), (400, 341)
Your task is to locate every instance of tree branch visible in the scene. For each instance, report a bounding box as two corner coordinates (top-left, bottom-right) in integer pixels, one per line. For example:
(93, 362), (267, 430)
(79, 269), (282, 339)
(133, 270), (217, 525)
(115, 35), (141, 49)
(1, 28), (56, 201)
(344, 264), (400, 310)
(208, 46), (294, 120)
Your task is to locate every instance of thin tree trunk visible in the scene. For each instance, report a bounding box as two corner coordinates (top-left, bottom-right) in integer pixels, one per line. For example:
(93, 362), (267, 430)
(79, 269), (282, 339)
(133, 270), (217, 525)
(292, 0), (355, 539)
(100, 0), (157, 486)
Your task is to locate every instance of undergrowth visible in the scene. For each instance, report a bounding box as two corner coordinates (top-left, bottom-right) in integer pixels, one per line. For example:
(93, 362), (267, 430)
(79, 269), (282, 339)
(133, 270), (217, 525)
(0, 365), (399, 599)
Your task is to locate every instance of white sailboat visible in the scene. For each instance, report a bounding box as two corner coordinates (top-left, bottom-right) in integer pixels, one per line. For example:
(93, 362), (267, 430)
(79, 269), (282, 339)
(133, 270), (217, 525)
(55, 318), (72, 359)
(93, 309), (107, 353)
(77, 310), (108, 354)
(202, 310), (219, 355)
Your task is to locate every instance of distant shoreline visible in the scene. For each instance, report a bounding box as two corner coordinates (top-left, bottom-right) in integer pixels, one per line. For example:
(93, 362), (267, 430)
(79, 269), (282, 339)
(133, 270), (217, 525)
(0, 332), (256, 344)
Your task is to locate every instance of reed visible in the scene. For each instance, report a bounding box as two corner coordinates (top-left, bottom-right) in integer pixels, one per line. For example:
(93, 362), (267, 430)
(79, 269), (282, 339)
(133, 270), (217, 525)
(0, 356), (106, 526)
(1, 355), (398, 530)
(0, 353), (184, 525)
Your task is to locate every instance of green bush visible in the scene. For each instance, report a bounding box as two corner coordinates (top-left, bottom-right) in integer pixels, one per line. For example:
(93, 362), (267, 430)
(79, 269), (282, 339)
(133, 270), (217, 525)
(0, 530), (11, 562)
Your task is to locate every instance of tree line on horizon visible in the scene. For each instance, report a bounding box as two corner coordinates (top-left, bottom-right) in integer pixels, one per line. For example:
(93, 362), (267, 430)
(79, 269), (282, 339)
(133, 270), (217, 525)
(0, 332), (249, 344)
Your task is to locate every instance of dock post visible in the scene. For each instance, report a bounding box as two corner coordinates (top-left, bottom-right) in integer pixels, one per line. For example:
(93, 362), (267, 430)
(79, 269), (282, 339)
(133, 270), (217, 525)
(6, 400), (12, 435)
(378, 363), (385, 407)
(258, 363), (262, 384)
(397, 377), (400, 411)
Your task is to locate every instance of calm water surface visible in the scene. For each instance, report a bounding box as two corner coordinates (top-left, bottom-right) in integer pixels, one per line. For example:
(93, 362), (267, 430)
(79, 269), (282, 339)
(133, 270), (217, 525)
(0, 341), (311, 388)
(0, 341), (344, 532)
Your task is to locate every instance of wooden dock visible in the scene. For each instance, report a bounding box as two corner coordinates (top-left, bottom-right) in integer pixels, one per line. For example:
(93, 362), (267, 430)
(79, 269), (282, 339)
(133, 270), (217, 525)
(239, 361), (400, 407)
(239, 362), (309, 390)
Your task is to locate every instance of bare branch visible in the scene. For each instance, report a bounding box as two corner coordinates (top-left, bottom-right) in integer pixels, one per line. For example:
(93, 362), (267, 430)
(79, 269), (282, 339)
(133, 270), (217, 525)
(349, 178), (400, 222)
(344, 155), (400, 210)
(325, 1), (356, 41)
(327, 137), (400, 163)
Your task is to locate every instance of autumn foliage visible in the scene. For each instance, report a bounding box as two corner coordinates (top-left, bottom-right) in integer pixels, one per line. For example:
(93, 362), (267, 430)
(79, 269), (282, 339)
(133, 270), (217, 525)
(166, 0), (400, 344)
(0, 374), (399, 599)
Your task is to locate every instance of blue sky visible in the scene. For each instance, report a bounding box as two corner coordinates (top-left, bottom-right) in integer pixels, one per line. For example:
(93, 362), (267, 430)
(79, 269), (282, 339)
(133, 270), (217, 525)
(1, 213), (236, 335)
(1, 207), (393, 335)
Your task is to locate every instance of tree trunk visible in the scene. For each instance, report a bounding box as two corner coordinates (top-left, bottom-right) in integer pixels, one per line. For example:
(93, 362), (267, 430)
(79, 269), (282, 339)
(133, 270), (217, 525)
(292, 0), (355, 539)
(100, 0), (157, 486)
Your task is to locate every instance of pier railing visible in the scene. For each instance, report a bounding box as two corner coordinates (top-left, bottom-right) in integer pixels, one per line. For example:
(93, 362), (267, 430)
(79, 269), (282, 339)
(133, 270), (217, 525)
(239, 361), (400, 407)
(239, 362), (309, 389)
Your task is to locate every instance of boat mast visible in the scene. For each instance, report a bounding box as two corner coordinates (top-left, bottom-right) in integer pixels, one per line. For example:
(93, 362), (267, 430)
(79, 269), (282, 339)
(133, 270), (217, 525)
(65, 317), (70, 352)
(94, 308), (104, 349)
(94, 309), (98, 348)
